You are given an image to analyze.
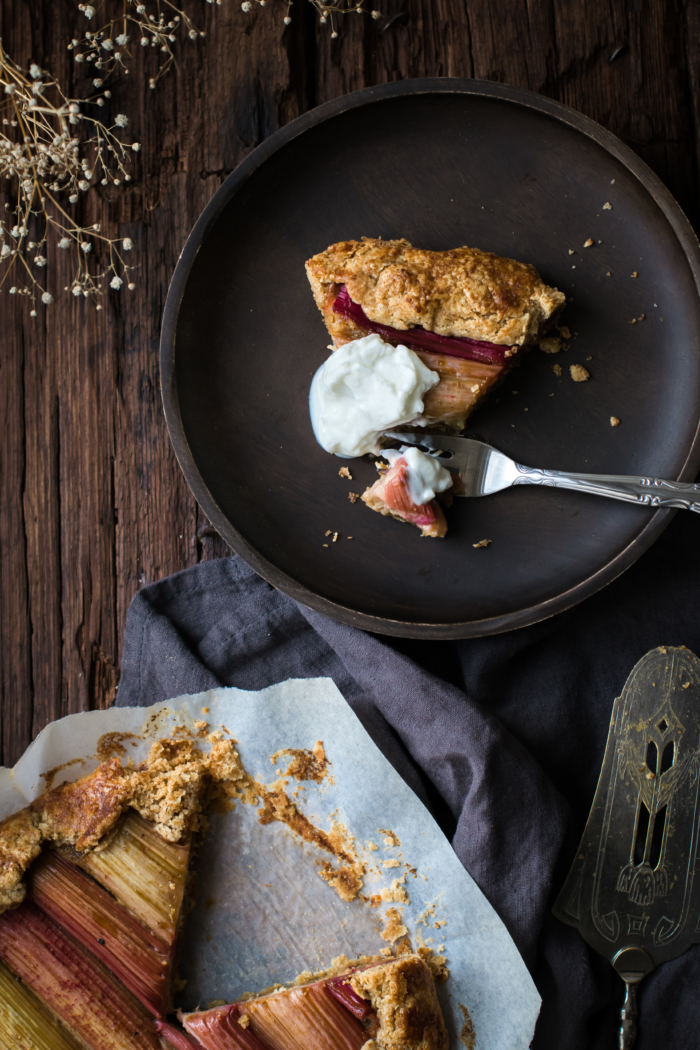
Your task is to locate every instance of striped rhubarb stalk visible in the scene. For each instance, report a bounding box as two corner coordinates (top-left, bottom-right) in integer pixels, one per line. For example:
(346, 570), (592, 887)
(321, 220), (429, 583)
(0, 901), (168, 1050)
(28, 850), (172, 1018)
(181, 1003), (274, 1050)
(0, 958), (82, 1050)
(182, 981), (370, 1050)
(73, 810), (190, 945)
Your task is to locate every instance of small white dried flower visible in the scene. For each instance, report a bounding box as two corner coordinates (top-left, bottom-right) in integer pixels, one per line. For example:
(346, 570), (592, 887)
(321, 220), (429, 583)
(69, 102), (80, 114)
(58, 237), (71, 249)
(79, 179), (90, 190)
(93, 78), (103, 86)
(9, 286), (17, 294)
(72, 285), (82, 296)
(115, 113), (129, 127)
(110, 275), (123, 289)
(96, 97), (105, 106)
(93, 223), (101, 231)
(331, 29), (338, 37)
(4, 84), (16, 95)
(30, 310), (37, 317)
(242, 2), (252, 9)
(101, 178), (108, 185)
(128, 282), (136, 290)
(113, 178), (121, 184)
(136, 3), (146, 11)
(189, 28), (198, 38)
(30, 63), (41, 78)
(95, 304), (102, 310)
(141, 37), (149, 46)
(83, 4), (95, 17)
(1, 244), (12, 259)
(122, 238), (133, 250)
(116, 33), (128, 45)
(42, 291), (53, 304)
(74, 53), (84, 62)
(371, 8), (380, 16)
(102, 38), (114, 51)
(131, 142), (141, 151)
(104, 90), (111, 98)
(28, 242), (36, 250)
(34, 255), (47, 267)
(284, 14), (292, 22)
(69, 193), (79, 202)
(81, 241), (92, 253)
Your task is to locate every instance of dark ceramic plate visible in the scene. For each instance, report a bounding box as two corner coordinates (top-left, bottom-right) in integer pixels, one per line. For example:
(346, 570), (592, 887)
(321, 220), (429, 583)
(161, 79), (700, 638)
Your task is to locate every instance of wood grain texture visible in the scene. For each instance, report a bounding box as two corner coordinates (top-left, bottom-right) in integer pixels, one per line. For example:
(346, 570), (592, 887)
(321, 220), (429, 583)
(1, 0), (699, 764)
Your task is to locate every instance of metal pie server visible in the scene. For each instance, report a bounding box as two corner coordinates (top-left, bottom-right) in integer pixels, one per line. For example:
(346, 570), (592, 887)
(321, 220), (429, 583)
(553, 646), (700, 1049)
(381, 432), (700, 511)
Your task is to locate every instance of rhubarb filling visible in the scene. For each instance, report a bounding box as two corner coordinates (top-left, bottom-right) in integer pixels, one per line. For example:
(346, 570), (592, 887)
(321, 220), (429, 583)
(361, 456), (448, 539)
(182, 955), (447, 1050)
(333, 285), (514, 365)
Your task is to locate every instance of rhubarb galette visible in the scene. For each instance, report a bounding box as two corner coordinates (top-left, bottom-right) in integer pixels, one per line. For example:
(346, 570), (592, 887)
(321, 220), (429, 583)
(0, 738), (449, 1050)
(306, 237), (565, 537)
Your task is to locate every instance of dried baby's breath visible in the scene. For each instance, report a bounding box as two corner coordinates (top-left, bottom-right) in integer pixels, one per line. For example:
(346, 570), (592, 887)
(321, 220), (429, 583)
(0, 40), (139, 308)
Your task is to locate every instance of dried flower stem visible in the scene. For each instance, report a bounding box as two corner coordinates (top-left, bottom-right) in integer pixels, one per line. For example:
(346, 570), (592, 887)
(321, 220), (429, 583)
(0, 38), (140, 309)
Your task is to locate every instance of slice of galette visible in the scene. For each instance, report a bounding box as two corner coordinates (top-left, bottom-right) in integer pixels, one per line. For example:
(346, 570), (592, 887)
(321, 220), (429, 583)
(306, 237), (565, 432)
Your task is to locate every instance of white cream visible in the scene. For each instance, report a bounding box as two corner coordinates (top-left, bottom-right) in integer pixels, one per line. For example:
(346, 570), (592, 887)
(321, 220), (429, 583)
(383, 447), (454, 505)
(309, 333), (439, 458)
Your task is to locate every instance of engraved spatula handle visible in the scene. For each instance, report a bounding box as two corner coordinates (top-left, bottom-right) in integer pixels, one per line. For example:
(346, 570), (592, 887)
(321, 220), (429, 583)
(619, 977), (642, 1049)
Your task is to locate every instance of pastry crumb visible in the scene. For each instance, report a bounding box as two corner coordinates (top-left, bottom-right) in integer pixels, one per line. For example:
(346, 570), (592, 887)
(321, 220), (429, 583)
(630, 318), (637, 324)
(473, 539), (492, 548)
(606, 271), (611, 276)
(683, 682), (690, 689)
(379, 947), (393, 957)
(348, 492), (359, 503)
(583, 238), (593, 247)
(238, 1014), (250, 1029)
(552, 363), (562, 377)
(325, 530), (332, 536)
(338, 467), (352, 479)
(323, 543), (329, 548)
(568, 249), (575, 255)
(332, 532), (339, 543)
(570, 364), (590, 382)
(383, 858), (401, 868)
(470, 383), (480, 393)
(610, 416), (620, 427)
(631, 271), (638, 277)
(539, 336), (561, 354)
(557, 325), (571, 339)
(380, 907), (408, 943)
(603, 202), (612, 210)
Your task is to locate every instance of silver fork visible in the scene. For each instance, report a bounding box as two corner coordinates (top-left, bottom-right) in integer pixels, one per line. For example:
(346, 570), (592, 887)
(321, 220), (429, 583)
(382, 431), (700, 512)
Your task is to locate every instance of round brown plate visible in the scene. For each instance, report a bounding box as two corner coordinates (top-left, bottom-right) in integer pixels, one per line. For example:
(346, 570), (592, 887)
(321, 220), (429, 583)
(161, 79), (700, 639)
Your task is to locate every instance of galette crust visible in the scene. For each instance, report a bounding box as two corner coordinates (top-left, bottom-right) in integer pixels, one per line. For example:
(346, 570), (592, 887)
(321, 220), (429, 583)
(306, 237), (565, 347)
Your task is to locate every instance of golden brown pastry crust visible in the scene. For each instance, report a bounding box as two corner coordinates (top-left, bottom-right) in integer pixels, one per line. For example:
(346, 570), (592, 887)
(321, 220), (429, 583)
(306, 237), (565, 347)
(0, 735), (249, 913)
(350, 954), (449, 1050)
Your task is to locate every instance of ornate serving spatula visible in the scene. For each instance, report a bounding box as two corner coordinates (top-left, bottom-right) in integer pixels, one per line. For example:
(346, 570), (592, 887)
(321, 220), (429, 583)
(553, 646), (700, 1048)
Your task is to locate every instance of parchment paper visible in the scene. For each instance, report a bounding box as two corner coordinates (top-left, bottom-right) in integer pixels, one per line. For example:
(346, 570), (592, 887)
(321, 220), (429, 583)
(0, 678), (540, 1049)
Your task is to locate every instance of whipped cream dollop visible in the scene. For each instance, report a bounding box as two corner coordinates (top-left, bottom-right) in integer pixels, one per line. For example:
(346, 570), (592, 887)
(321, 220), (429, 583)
(382, 447), (454, 506)
(309, 334), (439, 458)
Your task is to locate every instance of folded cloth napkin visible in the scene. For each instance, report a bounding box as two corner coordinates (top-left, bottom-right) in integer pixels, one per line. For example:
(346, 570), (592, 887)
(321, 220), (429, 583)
(117, 509), (700, 1050)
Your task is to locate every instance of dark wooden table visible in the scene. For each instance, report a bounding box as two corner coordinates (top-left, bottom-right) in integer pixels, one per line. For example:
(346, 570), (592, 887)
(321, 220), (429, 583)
(1, 0), (698, 767)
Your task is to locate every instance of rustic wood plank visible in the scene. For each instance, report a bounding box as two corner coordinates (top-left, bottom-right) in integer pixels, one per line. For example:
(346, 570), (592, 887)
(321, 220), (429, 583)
(0, 0), (698, 765)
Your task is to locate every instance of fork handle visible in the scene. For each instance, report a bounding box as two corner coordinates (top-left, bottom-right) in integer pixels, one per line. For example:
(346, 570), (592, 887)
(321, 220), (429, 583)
(512, 465), (700, 512)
